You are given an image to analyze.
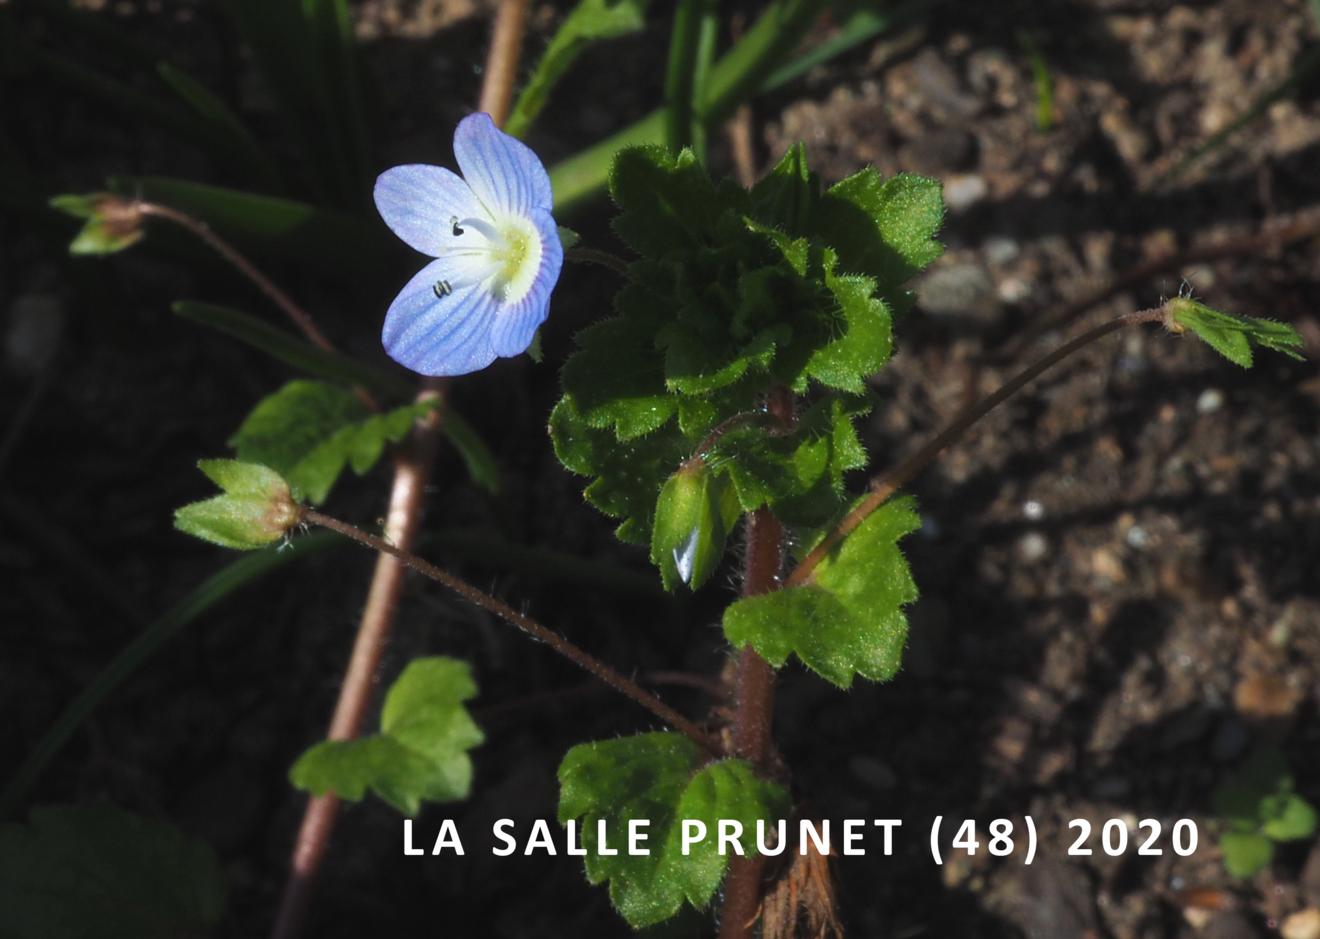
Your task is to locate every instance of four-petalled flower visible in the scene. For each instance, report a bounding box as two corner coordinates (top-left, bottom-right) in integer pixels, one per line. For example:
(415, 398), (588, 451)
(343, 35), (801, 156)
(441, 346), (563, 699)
(374, 113), (562, 376)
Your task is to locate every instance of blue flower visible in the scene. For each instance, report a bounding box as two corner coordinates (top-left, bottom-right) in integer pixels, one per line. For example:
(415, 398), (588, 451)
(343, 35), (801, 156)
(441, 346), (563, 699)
(374, 113), (562, 376)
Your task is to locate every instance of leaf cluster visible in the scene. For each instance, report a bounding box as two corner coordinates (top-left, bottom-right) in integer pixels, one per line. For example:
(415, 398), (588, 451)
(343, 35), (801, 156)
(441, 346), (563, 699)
(1213, 746), (1318, 878)
(551, 144), (943, 588)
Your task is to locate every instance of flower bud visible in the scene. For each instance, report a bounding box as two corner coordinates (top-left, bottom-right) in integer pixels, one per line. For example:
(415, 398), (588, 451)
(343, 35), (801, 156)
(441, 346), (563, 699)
(50, 193), (146, 256)
(650, 462), (728, 591)
(174, 460), (303, 550)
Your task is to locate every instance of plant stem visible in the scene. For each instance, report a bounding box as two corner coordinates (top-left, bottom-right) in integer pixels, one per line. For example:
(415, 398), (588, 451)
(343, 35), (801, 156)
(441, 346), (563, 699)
(786, 307), (1167, 588)
(719, 388), (793, 939)
(135, 202), (337, 354)
(269, 4), (529, 938)
(564, 246), (630, 276)
(303, 509), (717, 753)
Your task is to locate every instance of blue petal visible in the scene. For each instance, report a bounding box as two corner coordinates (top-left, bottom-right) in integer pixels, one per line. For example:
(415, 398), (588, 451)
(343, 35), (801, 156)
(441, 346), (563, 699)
(488, 208), (564, 357)
(374, 165), (484, 257)
(453, 113), (553, 217)
(382, 259), (499, 376)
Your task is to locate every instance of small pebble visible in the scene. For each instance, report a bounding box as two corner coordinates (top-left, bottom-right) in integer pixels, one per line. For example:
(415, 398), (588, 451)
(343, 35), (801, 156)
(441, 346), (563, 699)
(984, 236), (1020, 266)
(944, 173), (988, 211)
(1197, 388), (1225, 414)
(1018, 532), (1048, 562)
(1022, 500), (1045, 521)
(1282, 909), (1320, 939)
(1124, 525), (1150, 549)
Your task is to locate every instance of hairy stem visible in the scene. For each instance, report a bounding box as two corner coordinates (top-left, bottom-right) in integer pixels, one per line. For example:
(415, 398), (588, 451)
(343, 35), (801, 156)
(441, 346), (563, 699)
(719, 388), (794, 939)
(787, 307), (1167, 588)
(564, 246), (630, 276)
(303, 509), (717, 752)
(135, 202), (337, 354)
(269, 4), (529, 938)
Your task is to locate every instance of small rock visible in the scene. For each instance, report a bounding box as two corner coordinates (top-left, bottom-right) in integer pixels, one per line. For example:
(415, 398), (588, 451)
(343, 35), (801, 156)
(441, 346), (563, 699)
(1124, 525), (1151, 549)
(1234, 673), (1301, 721)
(917, 263), (998, 321)
(1282, 910), (1320, 939)
(1090, 547), (1126, 584)
(1018, 532), (1049, 563)
(944, 173), (988, 211)
(1022, 500), (1045, 521)
(984, 236), (1021, 266)
(1197, 388), (1225, 414)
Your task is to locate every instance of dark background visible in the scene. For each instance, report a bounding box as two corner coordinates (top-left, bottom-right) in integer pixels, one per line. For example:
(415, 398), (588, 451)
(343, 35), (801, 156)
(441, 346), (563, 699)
(2, 1), (1319, 936)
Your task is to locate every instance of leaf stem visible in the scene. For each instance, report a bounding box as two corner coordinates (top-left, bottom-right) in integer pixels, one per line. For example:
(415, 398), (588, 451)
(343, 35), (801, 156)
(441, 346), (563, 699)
(786, 307), (1167, 588)
(302, 509), (718, 753)
(270, 4), (530, 937)
(135, 201), (337, 354)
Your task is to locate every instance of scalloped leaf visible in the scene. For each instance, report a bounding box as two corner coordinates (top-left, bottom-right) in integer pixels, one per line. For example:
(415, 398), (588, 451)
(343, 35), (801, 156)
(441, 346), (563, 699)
(229, 379), (436, 503)
(723, 496), (921, 687)
(558, 732), (789, 928)
(290, 657), (483, 816)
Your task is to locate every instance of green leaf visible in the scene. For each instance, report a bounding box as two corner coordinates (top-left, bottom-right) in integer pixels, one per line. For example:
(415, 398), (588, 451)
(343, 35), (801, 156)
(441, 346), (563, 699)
(505, 0), (650, 139)
(229, 380), (436, 503)
(1220, 830), (1274, 878)
(650, 463), (728, 590)
(610, 146), (735, 258)
(805, 269), (894, 393)
(1260, 792), (1318, 842)
(0, 803), (225, 938)
(550, 398), (684, 544)
(749, 143), (818, 235)
(558, 732), (789, 929)
(711, 396), (868, 525)
(174, 459), (301, 550)
(724, 496), (921, 687)
(812, 169), (944, 291)
(560, 304), (676, 441)
(290, 657), (484, 815)
(1168, 298), (1306, 368)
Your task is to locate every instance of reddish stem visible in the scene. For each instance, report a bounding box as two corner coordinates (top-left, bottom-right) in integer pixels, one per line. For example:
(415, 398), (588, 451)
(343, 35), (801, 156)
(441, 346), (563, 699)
(718, 388), (793, 939)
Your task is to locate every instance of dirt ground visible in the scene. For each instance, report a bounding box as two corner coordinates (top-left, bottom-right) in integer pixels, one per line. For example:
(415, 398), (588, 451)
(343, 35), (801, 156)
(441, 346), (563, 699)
(2, 1), (1319, 937)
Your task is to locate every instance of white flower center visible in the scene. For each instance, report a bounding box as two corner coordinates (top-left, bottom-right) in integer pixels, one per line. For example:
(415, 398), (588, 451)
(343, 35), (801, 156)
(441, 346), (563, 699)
(446, 212), (542, 306)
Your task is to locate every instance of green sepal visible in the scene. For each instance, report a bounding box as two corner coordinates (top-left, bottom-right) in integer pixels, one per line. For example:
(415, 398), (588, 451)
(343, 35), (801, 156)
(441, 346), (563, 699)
(723, 495), (921, 687)
(174, 459), (301, 550)
(558, 732), (789, 929)
(51, 193), (145, 256)
(1168, 298), (1305, 368)
(228, 380), (437, 503)
(650, 462), (728, 590)
(289, 657), (484, 816)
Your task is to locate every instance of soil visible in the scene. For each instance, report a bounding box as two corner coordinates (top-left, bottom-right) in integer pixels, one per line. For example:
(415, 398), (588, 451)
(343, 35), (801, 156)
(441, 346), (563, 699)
(2, 1), (1319, 938)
